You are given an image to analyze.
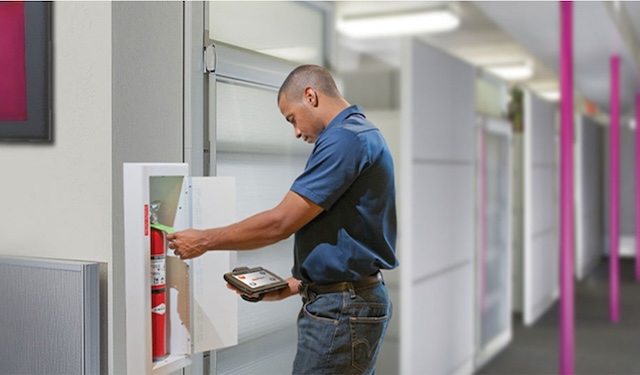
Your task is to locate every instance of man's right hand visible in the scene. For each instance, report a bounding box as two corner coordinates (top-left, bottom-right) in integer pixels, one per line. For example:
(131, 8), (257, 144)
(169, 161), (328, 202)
(167, 229), (209, 260)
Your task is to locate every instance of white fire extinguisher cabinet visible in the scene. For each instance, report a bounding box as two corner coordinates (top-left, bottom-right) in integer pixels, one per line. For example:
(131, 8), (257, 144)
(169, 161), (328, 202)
(123, 163), (238, 374)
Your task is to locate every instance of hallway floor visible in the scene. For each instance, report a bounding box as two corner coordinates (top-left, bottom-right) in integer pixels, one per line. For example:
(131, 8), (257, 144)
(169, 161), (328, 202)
(476, 258), (640, 374)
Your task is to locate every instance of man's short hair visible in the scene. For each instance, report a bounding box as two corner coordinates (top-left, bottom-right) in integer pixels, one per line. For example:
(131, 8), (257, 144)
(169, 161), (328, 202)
(278, 65), (340, 103)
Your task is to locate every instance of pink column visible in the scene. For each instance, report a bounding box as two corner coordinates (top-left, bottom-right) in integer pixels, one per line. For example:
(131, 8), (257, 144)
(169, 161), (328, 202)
(610, 55), (620, 323)
(559, 2), (575, 374)
(636, 93), (640, 282)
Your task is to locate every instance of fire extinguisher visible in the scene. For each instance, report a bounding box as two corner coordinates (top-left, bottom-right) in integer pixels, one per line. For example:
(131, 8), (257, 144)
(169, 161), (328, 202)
(150, 201), (168, 362)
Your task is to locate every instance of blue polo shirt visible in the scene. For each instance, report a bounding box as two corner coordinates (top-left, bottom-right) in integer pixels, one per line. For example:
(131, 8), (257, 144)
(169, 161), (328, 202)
(290, 105), (398, 284)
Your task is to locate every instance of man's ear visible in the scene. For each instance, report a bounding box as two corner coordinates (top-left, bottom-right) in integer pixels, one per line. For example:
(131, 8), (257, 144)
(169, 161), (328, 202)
(304, 87), (318, 107)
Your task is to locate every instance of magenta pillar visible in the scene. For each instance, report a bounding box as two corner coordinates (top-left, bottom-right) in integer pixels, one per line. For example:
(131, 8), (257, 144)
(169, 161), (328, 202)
(636, 93), (640, 282)
(559, 2), (575, 374)
(610, 55), (620, 323)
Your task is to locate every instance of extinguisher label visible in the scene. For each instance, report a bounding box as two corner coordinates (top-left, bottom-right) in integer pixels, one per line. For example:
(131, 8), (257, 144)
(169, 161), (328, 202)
(152, 303), (166, 315)
(144, 204), (149, 236)
(151, 258), (166, 286)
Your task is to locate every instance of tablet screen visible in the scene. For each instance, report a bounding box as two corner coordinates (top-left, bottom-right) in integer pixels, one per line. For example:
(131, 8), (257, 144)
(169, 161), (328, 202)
(232, 269), (281, 289)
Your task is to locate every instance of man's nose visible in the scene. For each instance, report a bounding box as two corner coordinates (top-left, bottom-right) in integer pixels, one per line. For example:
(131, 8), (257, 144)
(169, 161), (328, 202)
(294, 128), (302, 138)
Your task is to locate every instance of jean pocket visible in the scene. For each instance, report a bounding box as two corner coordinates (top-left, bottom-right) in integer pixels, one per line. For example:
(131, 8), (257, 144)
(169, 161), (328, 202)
(303, 295), (340, 324)
(349, 304), (390, 373)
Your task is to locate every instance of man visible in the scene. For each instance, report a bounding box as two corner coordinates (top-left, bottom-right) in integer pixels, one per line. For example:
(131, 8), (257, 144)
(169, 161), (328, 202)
(167, 65), (398, 374)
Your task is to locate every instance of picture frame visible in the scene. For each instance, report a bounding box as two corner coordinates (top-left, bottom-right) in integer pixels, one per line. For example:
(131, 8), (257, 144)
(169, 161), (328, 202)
(0, 2), (52, 142)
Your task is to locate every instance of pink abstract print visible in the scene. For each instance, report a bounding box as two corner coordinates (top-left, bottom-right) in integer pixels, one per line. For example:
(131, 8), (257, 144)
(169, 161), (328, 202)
(0, 1), (27, 121)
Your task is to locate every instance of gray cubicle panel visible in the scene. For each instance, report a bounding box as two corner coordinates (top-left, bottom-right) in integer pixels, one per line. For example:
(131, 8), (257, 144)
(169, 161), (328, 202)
(603, 122), (637, 256)
(0, 256), (100, 375)
(575, 115), (605, 280)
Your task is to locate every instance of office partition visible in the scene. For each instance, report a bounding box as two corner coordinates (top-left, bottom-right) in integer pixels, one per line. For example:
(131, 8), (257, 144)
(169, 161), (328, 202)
(575, 115), (605, 280)
(400, 38), (476, 375)
(0, 257), (101, 375)
(523, 90), (560, 326)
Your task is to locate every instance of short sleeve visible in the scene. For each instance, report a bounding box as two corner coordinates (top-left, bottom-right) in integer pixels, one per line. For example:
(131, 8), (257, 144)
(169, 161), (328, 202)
(291, 129), (367, 210)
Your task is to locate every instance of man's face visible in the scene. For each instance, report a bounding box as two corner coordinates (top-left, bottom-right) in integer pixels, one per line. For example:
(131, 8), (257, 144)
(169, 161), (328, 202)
(278, 94), (323, 144)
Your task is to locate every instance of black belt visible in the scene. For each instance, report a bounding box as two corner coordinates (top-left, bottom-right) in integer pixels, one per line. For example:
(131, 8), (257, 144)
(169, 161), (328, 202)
(299, 272), (383, 296)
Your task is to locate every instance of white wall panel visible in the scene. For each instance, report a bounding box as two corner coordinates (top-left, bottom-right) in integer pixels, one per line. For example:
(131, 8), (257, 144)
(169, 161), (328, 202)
(410, 41), (475, 162)
(529, 96), (557, 165)
(526, 231), (558, 322)
(410, 265), (474, 375)
(411, 164), (475, 279)
(400, 39), (475, 375)
(530, 168), (557, 233)
(523, 91), (559, 326)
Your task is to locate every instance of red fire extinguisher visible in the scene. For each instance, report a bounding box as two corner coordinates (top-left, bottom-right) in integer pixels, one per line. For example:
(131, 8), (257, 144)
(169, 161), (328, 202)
(150, 202), (168, 362)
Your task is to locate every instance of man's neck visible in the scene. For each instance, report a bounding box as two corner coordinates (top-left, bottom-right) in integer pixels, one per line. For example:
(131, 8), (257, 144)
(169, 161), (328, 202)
(321, 98), (351, 128)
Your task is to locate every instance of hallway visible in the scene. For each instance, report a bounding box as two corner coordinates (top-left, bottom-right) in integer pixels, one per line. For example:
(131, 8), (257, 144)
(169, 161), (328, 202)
(477, 259), (640, 374)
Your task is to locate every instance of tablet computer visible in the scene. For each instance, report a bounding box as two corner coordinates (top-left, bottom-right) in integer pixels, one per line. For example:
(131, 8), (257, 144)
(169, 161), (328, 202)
(223, 266), (288, 295)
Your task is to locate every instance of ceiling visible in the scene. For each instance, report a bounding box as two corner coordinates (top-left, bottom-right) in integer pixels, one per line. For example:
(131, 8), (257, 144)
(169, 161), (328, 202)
(333, 1), (640, 121)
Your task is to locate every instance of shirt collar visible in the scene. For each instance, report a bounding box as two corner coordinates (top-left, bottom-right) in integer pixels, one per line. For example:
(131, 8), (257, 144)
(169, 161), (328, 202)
(325, 105), (365, 130)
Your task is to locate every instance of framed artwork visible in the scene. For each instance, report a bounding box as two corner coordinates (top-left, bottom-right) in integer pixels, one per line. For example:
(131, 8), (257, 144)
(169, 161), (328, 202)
(0, 1), (52, 142)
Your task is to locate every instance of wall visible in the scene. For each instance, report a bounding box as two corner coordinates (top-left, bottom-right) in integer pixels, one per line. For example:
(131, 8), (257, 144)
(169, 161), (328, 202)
(111, 2), (184, 373)
(0, 2), (112, 372)
(0, 4), (111, 263)
(0, 2), (186, 372)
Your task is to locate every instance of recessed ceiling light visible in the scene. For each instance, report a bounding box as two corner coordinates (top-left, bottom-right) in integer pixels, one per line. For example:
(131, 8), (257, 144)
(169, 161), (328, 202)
(537, 89), (560, 102)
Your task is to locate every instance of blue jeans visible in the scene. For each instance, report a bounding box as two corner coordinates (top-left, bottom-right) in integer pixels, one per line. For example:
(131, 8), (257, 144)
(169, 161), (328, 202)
(293, 282), (391, 374)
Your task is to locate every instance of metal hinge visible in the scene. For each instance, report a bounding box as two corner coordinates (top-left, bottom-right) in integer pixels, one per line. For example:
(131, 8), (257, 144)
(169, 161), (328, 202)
(204, 44), (216, 74)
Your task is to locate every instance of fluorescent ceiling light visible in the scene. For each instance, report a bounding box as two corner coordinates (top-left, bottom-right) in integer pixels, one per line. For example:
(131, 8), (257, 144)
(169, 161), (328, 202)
(486, 62), (533, 81)
(337, 9), (460, 39)
(537, 89), (560, 102)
